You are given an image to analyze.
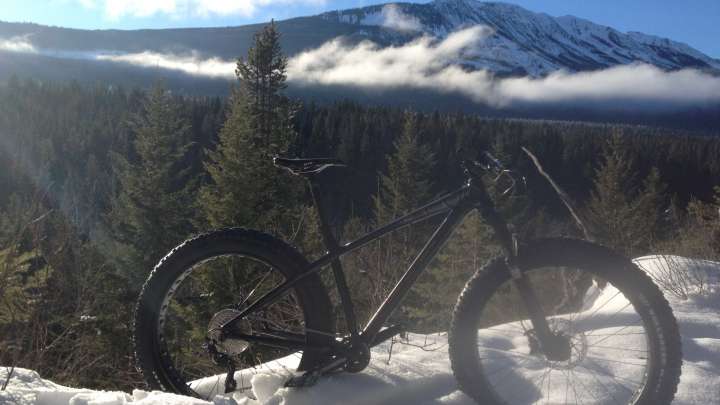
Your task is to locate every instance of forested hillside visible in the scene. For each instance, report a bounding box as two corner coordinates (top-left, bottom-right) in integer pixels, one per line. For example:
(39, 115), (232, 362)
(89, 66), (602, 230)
(1, 23), (719, 393)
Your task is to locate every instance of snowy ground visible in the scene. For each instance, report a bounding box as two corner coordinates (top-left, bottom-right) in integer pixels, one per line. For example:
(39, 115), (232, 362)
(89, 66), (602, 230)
(1, 255), (719, 404)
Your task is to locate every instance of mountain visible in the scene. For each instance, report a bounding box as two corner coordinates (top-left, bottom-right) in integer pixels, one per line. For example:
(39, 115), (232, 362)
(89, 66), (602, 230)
(1, 0), (719, 132)
(1, 0), (718, 80)
(320, 0), (720, 76)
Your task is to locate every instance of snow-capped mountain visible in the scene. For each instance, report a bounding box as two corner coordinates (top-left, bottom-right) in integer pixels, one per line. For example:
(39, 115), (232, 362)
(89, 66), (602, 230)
(320, 0), (720, 77)
(1, 0), (718, 91)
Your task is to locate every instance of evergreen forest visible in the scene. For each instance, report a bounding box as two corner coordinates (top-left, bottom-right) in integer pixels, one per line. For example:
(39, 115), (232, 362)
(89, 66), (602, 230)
(1, 23), (719, 391)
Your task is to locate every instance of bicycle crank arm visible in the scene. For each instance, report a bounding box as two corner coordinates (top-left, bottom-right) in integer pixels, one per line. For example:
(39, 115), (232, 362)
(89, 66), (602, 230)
(369, 324), (405, 347)
(284, 357), (347, 388)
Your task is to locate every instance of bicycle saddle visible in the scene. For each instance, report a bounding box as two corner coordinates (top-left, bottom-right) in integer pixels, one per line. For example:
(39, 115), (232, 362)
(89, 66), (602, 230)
(273, 156), (346, 175)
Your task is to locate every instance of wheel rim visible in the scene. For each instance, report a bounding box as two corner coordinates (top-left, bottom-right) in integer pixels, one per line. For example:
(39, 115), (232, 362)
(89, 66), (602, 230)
(155, 253), (307, 400)
(474, 266), (653, 404)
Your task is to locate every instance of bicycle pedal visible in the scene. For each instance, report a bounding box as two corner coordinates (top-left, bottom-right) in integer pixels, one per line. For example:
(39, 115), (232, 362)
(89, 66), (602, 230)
(284, 371), (320, 388)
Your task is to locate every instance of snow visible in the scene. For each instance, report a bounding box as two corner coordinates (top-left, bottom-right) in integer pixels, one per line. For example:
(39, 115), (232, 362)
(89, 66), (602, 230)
(2, 255), (719, 404)
(319, 0), (720, 77)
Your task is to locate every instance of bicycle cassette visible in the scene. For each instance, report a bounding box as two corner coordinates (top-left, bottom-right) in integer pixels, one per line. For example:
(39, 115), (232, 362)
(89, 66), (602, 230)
(207, 309), (251, 356)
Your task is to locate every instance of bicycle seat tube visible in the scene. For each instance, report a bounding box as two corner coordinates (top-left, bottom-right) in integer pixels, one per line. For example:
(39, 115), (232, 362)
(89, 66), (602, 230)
(308, 176), (360, 338)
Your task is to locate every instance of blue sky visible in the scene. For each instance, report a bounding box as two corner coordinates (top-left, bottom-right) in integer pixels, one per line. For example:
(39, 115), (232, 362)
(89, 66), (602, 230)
(2, 0), (718, 57)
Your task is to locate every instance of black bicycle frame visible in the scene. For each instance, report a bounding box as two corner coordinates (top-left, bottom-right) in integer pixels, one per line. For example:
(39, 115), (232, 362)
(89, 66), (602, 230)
(220, 171), (526, 351)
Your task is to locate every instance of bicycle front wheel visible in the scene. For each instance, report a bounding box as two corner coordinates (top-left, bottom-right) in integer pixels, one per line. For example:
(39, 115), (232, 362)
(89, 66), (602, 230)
(133, 228), (334, 400)
(449, 238), (681, 405)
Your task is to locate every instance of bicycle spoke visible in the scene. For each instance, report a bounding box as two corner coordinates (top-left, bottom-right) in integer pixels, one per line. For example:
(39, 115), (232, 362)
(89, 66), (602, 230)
(587, 320), (643, 346)
(154, 251), (310, 399)
(582, 356), (643, 393)
(578, 362), (624, 404)
(485, 356), (532, 378)
(585, 355), (647, 368)
(478, 344), (535, 359)
(574, 290), (623, 326)
(584, 331), (646, 337)
(588, 344), (647, 354)
(462, 258), (668, 405)
(567, 369), (587, 405)
(238, 268), (275, 309)
(546, 368), (552, 403)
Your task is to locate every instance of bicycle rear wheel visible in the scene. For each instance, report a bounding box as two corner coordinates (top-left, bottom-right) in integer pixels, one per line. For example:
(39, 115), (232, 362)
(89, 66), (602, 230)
(133, 228), (334, 399)
(449, 238), (681, 405)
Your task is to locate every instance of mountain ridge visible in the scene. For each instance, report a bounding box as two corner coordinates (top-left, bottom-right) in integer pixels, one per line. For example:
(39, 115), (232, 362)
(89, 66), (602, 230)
(1, 0), (719, 95)
(318, 0), (720, 76)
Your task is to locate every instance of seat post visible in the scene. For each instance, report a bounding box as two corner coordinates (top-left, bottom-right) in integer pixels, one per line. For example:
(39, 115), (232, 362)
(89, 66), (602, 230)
(307, 177), (360, 337)
(307, 178), (339, 251)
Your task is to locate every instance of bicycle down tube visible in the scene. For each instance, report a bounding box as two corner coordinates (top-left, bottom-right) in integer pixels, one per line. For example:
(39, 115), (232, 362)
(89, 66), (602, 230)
(220, 184), (473, 339)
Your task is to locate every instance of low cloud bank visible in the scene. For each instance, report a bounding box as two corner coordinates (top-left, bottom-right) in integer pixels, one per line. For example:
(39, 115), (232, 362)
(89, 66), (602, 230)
(0, 37), (236, 79)
(96, 51), (235, 78)
(3, 27), (720, 107)
(287, 26), (720, 107)
(498, 66), (720, 105)
(0, 36), (37, 54)
(379, 4), (423, 32)
(287, 27), (495, 95)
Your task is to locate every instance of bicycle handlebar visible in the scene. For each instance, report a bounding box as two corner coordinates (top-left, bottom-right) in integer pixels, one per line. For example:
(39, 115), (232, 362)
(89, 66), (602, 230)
(463, 151), (526, 196)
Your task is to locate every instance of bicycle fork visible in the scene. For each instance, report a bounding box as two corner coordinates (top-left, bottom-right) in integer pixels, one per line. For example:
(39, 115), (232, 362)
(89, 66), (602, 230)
(509, 264), (571, 361)
(474, 184), (570, 361)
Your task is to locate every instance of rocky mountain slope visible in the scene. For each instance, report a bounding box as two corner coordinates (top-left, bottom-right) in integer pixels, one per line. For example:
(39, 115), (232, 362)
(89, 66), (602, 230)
(320, 0), (720, 76)
(1, 0), (718, 78)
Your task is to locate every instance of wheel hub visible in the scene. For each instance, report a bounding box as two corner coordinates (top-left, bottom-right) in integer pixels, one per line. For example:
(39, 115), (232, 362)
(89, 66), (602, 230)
(544, 334), (572, 362)
(207, 309), (251, 357)
(526, 319), (587, 369)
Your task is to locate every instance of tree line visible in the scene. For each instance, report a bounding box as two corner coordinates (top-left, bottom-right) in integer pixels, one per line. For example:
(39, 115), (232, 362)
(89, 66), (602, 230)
(1, 22), (719, 391)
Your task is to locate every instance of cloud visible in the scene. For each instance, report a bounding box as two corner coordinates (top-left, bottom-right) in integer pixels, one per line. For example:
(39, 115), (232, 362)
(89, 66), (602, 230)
(96, 51), (236, 78)
(4, 25), (720, 108)
(76, 0), (96, 8)
(287, 26), (493, 88)
(77, 0), (326, 19)
(287, 26), (720, 107)
(0, 37), (236, 78)
(0, 36), (38, 54)
(379, 4), (422, 32)
(497, 65), (720, 105)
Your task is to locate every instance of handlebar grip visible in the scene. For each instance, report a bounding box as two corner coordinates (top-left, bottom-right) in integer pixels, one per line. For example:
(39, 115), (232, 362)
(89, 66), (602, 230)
(482, 151), (505, 171)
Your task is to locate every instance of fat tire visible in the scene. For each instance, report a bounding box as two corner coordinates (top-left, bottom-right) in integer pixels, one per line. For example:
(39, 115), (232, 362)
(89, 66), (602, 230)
(449, 238), (682, 405)
(133, 228), (334, 396)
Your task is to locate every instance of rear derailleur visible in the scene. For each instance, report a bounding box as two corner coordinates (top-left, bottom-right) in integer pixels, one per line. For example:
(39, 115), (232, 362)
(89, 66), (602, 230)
(206, 339), (238, 393)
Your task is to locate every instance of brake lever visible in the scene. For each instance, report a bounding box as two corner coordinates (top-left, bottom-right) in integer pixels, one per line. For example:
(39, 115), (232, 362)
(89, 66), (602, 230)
(464, 154), (526, 196)
(494, 169), (527, 196)
(483, 151), (505, 172)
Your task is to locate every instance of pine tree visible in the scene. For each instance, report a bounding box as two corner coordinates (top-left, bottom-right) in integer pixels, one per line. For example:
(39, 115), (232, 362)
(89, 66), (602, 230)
(110, 85), (195, 284)
(369, 111), (437, 327)
(634, 166), (668, 248)
(585, 135), (667, 256)
(412, 211), (498, 331)
(198, 22), (302, 236)
(373, 111), (435, 224)
(235, 21), (293, 151)
(676, 186), (720, 259)
(586, 135), (640, 255)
